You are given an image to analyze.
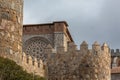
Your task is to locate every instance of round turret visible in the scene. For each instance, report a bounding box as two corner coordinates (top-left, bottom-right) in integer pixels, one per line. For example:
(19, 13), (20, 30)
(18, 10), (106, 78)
(0, 0), (23, 57)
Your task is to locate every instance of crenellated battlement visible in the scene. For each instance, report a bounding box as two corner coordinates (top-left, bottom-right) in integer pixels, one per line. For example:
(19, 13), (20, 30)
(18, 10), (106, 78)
(111, 49), (120, 57)
(0, 51), (45, 77)
(45, 41), (111, 80)
(22, 52), (44, 68)
(46, 41), (110, 55)
(0, 1), (111, 79)
(21, 52), (45, 76)
(0, 40), (111, 80)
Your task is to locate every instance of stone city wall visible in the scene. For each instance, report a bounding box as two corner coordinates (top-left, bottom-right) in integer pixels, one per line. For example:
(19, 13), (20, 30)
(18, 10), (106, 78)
(46, 41), (111, 80)
(21, 52), (45, 77)
(0, 0), (23, 63)
(111, 67), (120, 80)
(0, 1), (111, 79)
(111, 74), (120, 80)
(0, 50), (45, 77)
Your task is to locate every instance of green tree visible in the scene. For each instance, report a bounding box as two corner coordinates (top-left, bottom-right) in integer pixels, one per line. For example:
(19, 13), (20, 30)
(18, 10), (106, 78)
(0, 57), (45, 80)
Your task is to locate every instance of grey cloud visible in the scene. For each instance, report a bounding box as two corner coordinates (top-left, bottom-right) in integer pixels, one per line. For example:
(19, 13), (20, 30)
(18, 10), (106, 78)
(24, 0), (120, 49)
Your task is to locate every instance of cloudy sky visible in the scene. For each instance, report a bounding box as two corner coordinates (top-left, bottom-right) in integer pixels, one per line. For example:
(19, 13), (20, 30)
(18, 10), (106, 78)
(23, 0), (120, 49)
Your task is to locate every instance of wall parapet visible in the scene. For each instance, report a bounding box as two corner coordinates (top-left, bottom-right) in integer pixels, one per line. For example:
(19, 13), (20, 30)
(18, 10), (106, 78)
(21, 52), (45, 76)
(47, 41), (110, 55)
(111, 49), (120, 57)
(46, 41), (111, 80)
(0, 41), (111, 80)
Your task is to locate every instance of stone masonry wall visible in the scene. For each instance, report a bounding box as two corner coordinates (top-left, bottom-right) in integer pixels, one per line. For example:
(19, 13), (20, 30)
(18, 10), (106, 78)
(45, 41), (111, 80)
(111, 49), (120, 68)
(0, 0), (23, 63)
(111, 74), (120, 80)
(23, 21), (73, 54)
(0, 1), (111, 79)
(21, 52), (45, 77)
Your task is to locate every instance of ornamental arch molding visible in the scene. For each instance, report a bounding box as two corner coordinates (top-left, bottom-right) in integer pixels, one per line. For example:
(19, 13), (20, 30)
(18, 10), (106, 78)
(23, 37), (52, 61)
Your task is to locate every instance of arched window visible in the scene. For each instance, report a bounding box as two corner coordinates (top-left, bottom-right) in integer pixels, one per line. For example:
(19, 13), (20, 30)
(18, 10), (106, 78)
(23, 37), (52, 61)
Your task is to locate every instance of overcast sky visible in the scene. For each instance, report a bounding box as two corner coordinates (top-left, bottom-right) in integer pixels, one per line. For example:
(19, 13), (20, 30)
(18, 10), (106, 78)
(23, 0), (120, 49)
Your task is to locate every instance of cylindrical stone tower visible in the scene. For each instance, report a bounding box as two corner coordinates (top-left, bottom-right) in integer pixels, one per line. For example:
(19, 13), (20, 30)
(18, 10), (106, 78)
(0, 0), (23, 58)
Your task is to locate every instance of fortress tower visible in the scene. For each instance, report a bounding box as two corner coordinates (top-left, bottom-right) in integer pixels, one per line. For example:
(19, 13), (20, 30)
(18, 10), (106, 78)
(0, 0), (23, 61)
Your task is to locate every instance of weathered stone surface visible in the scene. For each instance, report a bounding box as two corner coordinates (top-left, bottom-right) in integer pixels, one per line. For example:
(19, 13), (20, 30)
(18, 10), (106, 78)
(0, 1), (111, 79)
(0, 0), (23, 61)
(112, 74), (120, 80)
(46, 42), (111, 80)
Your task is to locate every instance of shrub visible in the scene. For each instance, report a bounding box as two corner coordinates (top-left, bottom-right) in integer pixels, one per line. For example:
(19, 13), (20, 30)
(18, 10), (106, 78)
(0, 57), (46, 80)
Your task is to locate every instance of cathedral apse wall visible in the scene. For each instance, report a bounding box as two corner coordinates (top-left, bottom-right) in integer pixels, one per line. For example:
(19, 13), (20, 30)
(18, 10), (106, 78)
(0, 0), (23, 63)
(23, 21), (73, 61)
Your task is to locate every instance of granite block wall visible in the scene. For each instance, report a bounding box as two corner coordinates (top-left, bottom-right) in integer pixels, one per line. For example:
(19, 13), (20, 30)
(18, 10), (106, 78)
(46, 41), (111, 80)
(0, 0), (23, 63)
